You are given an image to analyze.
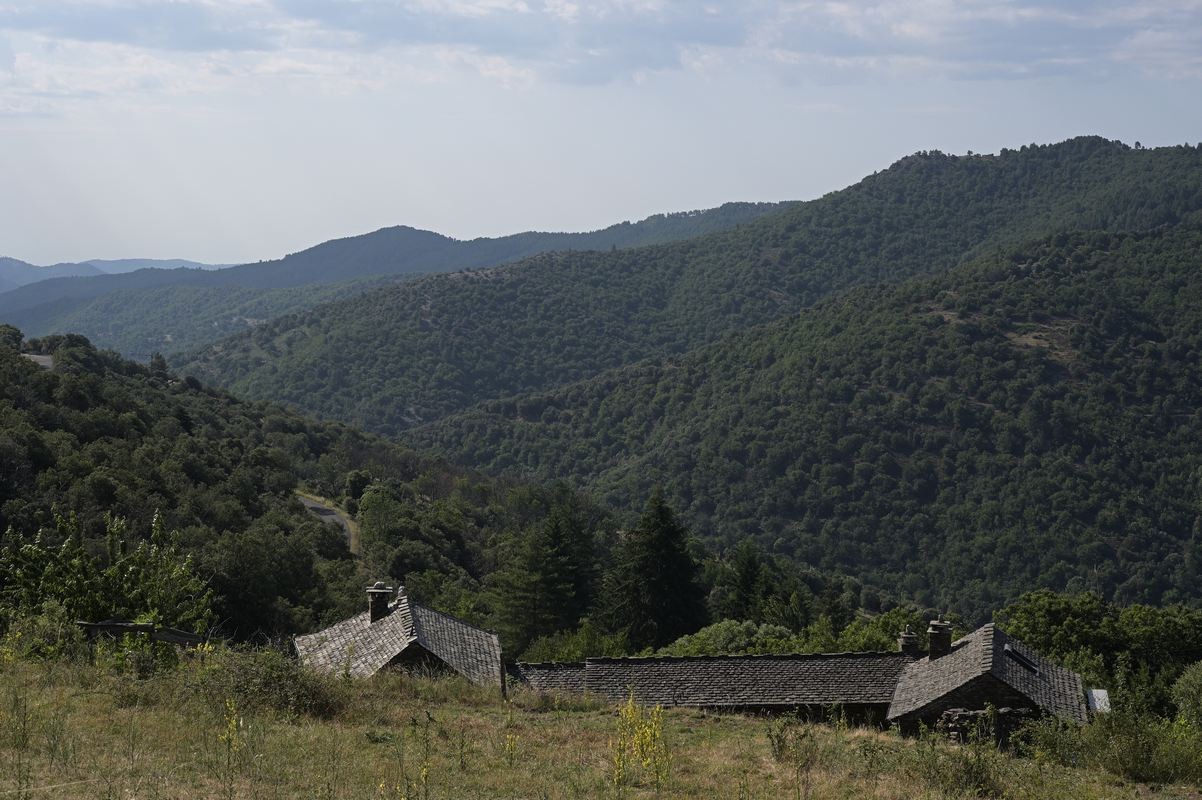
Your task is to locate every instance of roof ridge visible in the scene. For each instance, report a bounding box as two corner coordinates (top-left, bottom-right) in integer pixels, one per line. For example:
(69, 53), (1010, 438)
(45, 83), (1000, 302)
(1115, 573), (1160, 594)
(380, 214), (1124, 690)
(982, 622), (997, 671)
(516, 661), (586, 668)
(585, 650), (912, 664)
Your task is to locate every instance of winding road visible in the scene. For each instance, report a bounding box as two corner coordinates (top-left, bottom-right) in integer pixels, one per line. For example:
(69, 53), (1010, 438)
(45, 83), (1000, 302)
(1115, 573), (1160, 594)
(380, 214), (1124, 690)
(296, 492), (360, 554)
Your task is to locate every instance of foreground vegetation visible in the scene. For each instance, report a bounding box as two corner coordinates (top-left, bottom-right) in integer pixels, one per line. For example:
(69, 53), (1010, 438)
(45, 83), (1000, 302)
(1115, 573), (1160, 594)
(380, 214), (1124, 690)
(2, 648), (1201, 800)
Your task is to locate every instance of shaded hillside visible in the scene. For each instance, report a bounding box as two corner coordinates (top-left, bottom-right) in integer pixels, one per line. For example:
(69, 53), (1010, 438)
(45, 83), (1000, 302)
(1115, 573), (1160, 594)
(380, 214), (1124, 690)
(2, 279), (382, 361)
(0, 202), (788, 356)
(408, 219), (1202, 620)
(0, 327), (884, 651)
(0, 329), (591, 637)
(182, 139), (1202, 436)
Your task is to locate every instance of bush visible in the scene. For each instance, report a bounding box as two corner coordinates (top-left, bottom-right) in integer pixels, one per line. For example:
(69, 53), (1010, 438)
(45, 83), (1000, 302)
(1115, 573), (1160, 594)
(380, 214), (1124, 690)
(898, 730), (1011, 799)
(1020, 711), (1202, 786)
(0, 603), (88, 663)
(190, 647), (349, 719)
(1171, 660), (1202, 730)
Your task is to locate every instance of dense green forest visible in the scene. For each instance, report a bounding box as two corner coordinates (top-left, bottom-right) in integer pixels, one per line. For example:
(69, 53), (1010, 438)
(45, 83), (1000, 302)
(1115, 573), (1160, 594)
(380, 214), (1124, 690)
(0, 202), (787, 358)
(0, 329), (889, 657)
(178, 139), (1202, 436)
(0, 329), (537, 638)
(409, 218), (1202, 621)
(2, 279), (384, 361)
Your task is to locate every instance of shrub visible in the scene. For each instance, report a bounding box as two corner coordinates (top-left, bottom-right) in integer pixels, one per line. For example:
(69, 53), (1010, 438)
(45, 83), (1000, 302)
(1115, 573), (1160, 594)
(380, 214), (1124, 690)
(765, 715), (826, 799)
(1171, 660), (1202, 730)
(190, 647), (349, 719)
(1019, 711), (1202, 786)
(898, 730), (1011, 799)
(0, 603), (88, 663)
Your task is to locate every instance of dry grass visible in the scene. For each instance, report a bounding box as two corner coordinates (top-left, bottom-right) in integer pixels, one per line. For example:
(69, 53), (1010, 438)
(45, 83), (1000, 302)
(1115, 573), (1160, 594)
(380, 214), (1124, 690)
(0, 656), (1197, 799)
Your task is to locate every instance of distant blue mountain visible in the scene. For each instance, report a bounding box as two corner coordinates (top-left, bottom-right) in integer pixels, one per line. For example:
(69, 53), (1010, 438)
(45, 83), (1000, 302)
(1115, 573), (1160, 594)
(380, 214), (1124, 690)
(0, 256), (230, 294)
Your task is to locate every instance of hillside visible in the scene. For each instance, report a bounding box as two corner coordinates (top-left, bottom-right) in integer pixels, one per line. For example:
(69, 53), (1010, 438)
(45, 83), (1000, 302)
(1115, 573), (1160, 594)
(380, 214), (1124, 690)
(180, 138), (1202, 436)
(0, 202), (788, 357)
(408, 218), (1202, 621)
(84, 258), (229, 274)
(0, 257), (103, 289)
(1, 279), (382, 360)
(0, 328), (591, 638)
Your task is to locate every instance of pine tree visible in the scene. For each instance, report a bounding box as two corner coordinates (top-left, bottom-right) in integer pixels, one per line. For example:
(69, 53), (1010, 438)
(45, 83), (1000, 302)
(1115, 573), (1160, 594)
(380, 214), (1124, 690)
(491, 496), (597, 654)
(600, 489), (707, 650)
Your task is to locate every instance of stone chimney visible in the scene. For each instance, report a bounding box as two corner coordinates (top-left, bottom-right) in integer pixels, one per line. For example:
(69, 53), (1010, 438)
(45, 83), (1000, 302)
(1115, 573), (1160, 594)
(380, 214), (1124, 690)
(897, 625), (922, 657)
(367, 581), (394, 623)
(927, 618), (953, 659)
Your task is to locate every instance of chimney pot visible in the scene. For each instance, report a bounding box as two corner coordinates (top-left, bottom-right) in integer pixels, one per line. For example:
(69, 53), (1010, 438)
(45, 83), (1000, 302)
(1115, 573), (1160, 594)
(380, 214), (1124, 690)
(927, 618), (953, 659)
(367, 582), (394, 623)
(898, 624), (921, 656)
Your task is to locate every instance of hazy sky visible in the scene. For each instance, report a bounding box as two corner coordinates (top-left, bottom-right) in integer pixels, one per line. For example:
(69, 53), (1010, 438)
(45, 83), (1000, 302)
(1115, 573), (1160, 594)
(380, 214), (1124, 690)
(2, 1), (1201, 265)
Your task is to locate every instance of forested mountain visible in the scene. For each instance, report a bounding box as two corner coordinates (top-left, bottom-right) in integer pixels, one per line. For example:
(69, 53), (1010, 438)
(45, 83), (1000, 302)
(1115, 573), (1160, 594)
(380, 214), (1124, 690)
(409, 217), (1202, 621)
(179, 139), (1202, 436)
(0, 256), (104, 289)
(0, 327), (886, 653)
(2, 279), (383, 361)
(84, 258), (229, 274)
(0, 327), (562, 637)
(0, 202), (789, 357)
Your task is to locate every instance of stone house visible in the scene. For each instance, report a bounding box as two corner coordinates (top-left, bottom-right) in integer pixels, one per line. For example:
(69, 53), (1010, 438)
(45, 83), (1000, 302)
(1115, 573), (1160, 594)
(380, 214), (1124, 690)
(515, 619), (1104, 729)
(294, 582), (505, 692)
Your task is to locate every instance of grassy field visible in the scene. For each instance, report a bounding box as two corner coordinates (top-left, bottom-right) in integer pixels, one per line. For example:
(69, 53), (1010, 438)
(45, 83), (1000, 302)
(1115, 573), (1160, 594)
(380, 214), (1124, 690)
(0, 651), (1199, 800)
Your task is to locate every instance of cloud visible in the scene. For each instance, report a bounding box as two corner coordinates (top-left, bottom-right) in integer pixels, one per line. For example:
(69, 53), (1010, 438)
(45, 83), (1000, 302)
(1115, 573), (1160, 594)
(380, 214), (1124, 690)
(0, 0), (1198, 116)
(0, 35), (13, 73)
(0, 1), (281, 52)
(1112, 26), (1202, 78)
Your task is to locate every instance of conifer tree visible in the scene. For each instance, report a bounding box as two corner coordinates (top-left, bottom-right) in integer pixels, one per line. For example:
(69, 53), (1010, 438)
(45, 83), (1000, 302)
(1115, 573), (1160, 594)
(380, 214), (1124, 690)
(491, 495), (597, 654)
(600, 489), (707, 650)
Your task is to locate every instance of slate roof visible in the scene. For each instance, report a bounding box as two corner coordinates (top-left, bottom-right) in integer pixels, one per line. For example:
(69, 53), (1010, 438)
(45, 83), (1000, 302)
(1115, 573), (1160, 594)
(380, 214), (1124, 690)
(294, 587), (503, 690)
(580, 652), (914, 708)
(887, 624), (1087, 724)
(410, 605), (503, 688)
(512, 662), (588, 694)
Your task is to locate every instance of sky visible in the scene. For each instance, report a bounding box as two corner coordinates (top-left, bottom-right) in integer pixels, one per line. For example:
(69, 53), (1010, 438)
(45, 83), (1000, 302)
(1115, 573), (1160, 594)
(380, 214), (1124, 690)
(1, 1), (1201, 265)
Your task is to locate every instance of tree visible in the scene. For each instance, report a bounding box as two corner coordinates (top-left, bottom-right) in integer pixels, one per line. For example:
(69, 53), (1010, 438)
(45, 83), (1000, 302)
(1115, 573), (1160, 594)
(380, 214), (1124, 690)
(0, 324), (21, 351)
(599, 489), (707, 650)
(1172, 660), (1202, 729)
(490, 496), (596, 654)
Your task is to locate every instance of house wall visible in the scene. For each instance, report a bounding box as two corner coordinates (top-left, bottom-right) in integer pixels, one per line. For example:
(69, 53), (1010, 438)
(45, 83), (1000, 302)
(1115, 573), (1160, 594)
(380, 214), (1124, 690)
(894, 673), (1036, 733)
(387, 645), (454, 678)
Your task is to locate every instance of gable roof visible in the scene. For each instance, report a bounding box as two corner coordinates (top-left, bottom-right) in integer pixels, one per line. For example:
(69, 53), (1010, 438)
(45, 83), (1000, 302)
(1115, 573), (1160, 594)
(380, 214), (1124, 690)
(887, 624), (1087, 724)
(410, 604), (503, 687)
(578, 651), (914, 708)
(294, 587), (502, 690)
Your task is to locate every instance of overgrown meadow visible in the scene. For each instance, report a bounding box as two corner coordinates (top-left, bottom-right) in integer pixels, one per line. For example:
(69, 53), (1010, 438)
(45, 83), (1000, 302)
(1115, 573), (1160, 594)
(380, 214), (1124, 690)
(2, 642), (1202, 800)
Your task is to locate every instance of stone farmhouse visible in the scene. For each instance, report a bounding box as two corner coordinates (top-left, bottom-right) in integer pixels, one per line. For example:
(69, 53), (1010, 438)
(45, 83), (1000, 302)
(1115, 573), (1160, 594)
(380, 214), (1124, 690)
(297, 585), (1107, 730)
(518, 619), (1107, 729)
(294, 582), (505, 691)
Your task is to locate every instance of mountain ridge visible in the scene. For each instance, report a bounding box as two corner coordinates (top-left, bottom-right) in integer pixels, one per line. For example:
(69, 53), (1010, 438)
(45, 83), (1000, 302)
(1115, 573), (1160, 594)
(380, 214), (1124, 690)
(0, 201), (793, 356)
(178, 138), (1202, 438)
(406, 217), (1202, 620)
